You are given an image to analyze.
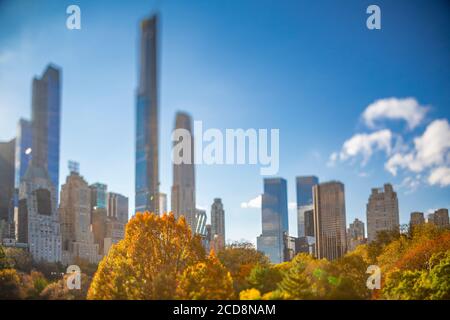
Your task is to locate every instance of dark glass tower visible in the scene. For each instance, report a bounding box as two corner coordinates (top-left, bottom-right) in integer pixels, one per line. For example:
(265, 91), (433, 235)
(257, 178), (289, 263)
(135, 15), (159, 214)
(31, 65), (61, 195)
(296, 176), (318, 237)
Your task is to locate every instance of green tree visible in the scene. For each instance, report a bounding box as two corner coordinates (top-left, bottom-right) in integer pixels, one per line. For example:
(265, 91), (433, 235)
(247, 264), (283, 294)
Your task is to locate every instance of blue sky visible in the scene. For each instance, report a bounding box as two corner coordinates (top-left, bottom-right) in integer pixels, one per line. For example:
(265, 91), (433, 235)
(0, 0), (449, 243)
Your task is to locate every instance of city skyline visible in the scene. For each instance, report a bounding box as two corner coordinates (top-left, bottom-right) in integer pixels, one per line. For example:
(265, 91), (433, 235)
(1, 0), (449, 244)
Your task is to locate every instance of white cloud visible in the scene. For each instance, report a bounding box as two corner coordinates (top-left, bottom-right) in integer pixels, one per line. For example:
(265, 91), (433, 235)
(386, 119), (450, 176)
(428, 167), (450, 187)
(329, 129), (392, 166)
(240, 195), (261, 209)
(362, 97), (428, 129)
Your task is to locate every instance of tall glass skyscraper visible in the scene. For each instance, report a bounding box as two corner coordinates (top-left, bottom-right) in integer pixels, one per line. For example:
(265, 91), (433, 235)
(135, 15), (159, 214)
(257, 178), (289, 263)
(296, 176), (318, 237)
(14, 119), (32, 191)
(31, 65), (61, 194)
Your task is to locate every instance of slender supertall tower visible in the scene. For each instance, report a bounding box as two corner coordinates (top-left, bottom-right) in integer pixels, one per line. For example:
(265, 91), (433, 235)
(171, 112), (196, 230)
(135, 15), (159, 214)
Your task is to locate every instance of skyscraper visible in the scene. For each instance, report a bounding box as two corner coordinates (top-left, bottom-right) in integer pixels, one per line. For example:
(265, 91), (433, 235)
(135, 15), (159, 214)
(347, 218), (365, 251)
(410, 211), (425, 228)
(90, 183), (107, 210)
(107, 192), (129, 224)
(171, 112), (196, 231)
(304, 209), (315, 237)
(313, 181), (347, 261)
(366, 184), (399, 242)
(0, 139), (15, 223)
(59, 163), (99, 264)
(31, 65), (61, 195)
(159, 192), (167, 215)
(14, 119), (32, 191)
(257, 178), (288, 263)
(211, 198), (225, 251)
(296, 176), (318, 237)
(429, 208), (449, 227)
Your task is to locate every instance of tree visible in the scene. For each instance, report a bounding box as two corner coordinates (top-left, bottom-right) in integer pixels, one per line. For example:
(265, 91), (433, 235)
(177, 253), (234, 300)
(0, 269), (24, 299)
(3, 247), (32, 272)
(40, 273), (91, 300)
(247, 264), (283, 294)
(239, 288), (262, 300)
(0, 245), (10, 270)
(217, 242), (269, 295)
(21, 271), (49, 299)
(87, 212), (206, 299)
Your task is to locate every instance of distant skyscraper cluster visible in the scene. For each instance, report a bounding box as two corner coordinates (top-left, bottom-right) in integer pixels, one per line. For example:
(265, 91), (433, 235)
(0, 64), (129, 264)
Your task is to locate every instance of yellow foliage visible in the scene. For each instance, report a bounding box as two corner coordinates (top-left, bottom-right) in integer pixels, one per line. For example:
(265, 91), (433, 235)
(239, 288), (261, 300)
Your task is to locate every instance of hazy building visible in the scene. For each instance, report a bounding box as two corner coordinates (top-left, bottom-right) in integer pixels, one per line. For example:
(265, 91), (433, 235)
(135, 15), (159, 214)
(296, 176), (318, 237)
(107, 192), (129, 224)
(410, 212), (425, 228)
(0, 139), (15, 224)
(429, 208), (449, 227)
(103, 218), (125, 255)
(366, 184), (399, 242)
(304, 209), (315, 237)
(195, 208), (207, 236)
(14, 119), (32, 190)
(257, 178), (289, 263)
(91, 207), (107, 255)
(59, 164), (100, 264)
(313, 181), (347, 261)
(159, 192), (167, 215)
(17, 165), (61, 262)
(31, 65), (61, 196)
(347, 218), (365, 251)
(171, 112), (196, 231)
(211, 198), (225, 251)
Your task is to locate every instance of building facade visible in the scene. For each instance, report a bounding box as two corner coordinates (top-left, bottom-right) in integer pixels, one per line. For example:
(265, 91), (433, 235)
(135, 15), (160, 214)
(159, 192), (167, 215)
(347, 218), (365, 251)
(0, 139), (16, 224)
(107, 192), (129, 224)
(59, 167), (100, 265)
(211, 198), (225, 251)
(429, 208), (449, 227)
(171, 112), (196, 231)
(195, 208), (207, 236)
(313, 181), (347, 261)
(366, 184), (399, 242)
(304, 208), (315, 237)
(410, 211), (425, 228)
(257, 178), (289, 263)
(296, 176), (318, 237)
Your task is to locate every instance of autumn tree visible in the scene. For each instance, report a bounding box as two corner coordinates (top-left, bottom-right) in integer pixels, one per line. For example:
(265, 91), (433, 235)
(0, 269), (24, 299)
(40, 273), (91, 300)
(176, 253), (234, 300)
(247, 264), (284, 294)
(87, 212), (206, 299)
(217, 241), (269, 295)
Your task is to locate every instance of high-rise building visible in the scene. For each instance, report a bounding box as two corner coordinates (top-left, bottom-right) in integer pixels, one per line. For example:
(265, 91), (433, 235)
(90, 183), (107, 210)
(313, 181), (347, 261)
(296, 176), (319, 237)
(410, 212), (425, 228)
(347, 218), (365, 251)
(31, 65), (61, 196)
(107, 192), (129, 224)
(211, 198), (225, 251)
(304, 209), (315, 237)
(195, 208), (207, 236)
(17, 165), (61, 262)
(14, 119), (32, 191)
(159, 192), (167, 215)
(103, 218), (125, 255)
(429, 208), (449, 227)
(59, 163), (100, 264)
(171, 112), (196, 230)
(0, 139), (16, 224)
(257, 178), (289, 263)
(366, 184), (399, 242)
(135, 15), (159, 214)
